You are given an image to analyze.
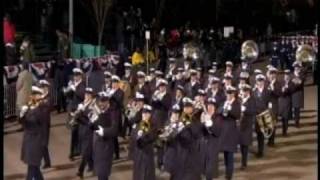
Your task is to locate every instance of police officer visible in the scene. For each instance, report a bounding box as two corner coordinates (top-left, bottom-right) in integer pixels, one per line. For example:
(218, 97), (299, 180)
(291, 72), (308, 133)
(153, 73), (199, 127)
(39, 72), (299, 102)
(270, 41), (280, 68)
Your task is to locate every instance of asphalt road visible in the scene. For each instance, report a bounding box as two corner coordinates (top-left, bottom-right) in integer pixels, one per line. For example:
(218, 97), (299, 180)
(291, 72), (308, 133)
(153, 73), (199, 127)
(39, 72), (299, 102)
(4, 61), (317, 180)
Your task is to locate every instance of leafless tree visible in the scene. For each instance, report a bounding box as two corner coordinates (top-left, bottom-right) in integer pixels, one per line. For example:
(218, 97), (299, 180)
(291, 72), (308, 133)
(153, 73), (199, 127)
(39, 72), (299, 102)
(81, 0), (112, 46)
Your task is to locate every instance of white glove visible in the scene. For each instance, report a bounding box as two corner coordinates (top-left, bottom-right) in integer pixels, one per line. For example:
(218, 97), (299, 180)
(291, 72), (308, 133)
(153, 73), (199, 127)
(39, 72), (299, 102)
(95, 125), (104, 137)
(20, 105), (29, 118)
(77, 103), (85, 111)
(177, 122), (185, 132)
(132, 124), (137, 129)
(205, 120), (213, 127)
(227, 105), (232, 111)
(70, 84), (76, 91)
(171, 123), (177, 129)
(268, 102), (273, 109)
(90, 113), (99, 123)
(241, 105), (246, 112)
(137, 130), (143, 138)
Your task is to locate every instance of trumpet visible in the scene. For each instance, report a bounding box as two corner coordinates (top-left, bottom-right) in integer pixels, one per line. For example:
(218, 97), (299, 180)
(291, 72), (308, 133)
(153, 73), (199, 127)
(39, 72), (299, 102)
(136, 119), (151, 139)
(126, 101), (141, 120)
(88, 102), (102, 123)
(63, 81), (76, 94)
(152, 90), (165, 101)
(67, 99), (95, 129)
(158, 113), (180, 141)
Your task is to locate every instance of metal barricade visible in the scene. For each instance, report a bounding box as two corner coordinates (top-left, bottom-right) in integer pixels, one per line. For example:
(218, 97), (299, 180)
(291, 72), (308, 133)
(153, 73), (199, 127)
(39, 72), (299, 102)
(4, 84), (17, 118)
(4, 79), (58, 119)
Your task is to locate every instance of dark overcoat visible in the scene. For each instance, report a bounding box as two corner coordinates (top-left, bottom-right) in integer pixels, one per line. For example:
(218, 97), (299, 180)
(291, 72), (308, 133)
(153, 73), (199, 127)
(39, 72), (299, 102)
(239, 96), (256, 146)
(92, 109), (119, 178)
(132, 121), (157, 180)
(21, 106), (45, 166)
(217, 99), (241, 152)
(199, 114), (223, 179)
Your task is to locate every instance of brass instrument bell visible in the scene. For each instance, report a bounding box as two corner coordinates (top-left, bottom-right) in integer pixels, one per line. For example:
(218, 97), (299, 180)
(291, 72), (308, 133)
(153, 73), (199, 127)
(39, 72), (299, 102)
(241, 40), (259, 61)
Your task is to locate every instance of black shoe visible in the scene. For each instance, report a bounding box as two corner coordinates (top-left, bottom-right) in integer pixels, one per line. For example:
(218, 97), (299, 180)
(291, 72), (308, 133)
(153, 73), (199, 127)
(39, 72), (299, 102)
(76, 172), (83, 179)
(69, 155), (75, 161)
(240, 165), (247, 171)
(42, 164), (51, 169)
(267, 142), (275, 147)
(114, 156), (120, 160)
(256, 153), (263, 158)
(295, 123), (300, 128)
(87, 168), (93, 172)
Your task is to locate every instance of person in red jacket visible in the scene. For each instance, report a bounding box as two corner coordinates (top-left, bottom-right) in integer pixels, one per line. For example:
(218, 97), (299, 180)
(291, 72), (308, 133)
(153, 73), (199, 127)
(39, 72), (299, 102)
(3, 13), (16, 45)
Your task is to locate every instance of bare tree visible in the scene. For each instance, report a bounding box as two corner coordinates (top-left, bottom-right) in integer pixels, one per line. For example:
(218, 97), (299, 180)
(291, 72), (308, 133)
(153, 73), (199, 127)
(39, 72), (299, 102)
(81, 0), (112, 46)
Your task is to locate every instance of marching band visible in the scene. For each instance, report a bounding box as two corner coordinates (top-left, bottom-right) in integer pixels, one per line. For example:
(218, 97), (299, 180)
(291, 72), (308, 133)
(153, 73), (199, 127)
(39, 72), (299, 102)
(19, 39), (313, 180)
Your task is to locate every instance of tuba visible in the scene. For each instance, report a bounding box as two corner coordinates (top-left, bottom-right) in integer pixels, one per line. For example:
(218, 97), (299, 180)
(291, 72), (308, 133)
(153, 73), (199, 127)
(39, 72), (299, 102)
(296, 44), (316, 63)
(241, 40), (259, 61)
(256, 109), (276, 138)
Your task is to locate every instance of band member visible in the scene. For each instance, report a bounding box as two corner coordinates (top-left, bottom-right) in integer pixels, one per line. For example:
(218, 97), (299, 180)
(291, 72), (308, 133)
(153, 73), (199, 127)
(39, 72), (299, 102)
(238, 72), (250, 89)
(250, 69), (263, 90)
(266, 67), (281, 146)
(184, 69), (201, 98)
(238, 84), (256, 170)
(196, 67), (204, 85)
(224, 61), (234, 77)
(172, 85), (185, 108)
(170, 67), (185, 91)
(127, 93), (145, 159)
(193, 89), (207, 118)
(109, 75), (124, 159)
(203, 69), (218, 90)
(64, 68), (86, 160)
(166, 58), (178, 81)
(102, 71), (112, 92)
(217, 86), (241, 180)
(20, 86), (46, 180)
(91, 92), (119, 180)
(291, 61), (305, 128)
(132, 105), (157, 180)
(222, 74), (234, 92)
(162, 104), (182, 176)
(171, 97), (202, 180)
(211, 62), (219, 76)
(74, 87), (96, 178)
(135, 71), (151, 102)
(151, 79), (171, 168)
(207, 77), (225, 107)
(146, 68), (156, 86)
(279, 70), (293, 136)
(253, 74), (271, 158)
(199, 98), (222, 180)
(236, 59), (252, 76)
(38, 80), (52, 169)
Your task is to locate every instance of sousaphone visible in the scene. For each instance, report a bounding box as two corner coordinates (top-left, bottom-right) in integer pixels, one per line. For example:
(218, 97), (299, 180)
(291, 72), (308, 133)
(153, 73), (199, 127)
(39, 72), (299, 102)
(241, 40), (259, 61)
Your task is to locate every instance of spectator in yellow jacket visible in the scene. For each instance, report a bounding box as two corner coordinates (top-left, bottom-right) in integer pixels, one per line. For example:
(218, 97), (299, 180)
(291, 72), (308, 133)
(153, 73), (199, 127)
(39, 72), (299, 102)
(131, 47), (144, 66)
